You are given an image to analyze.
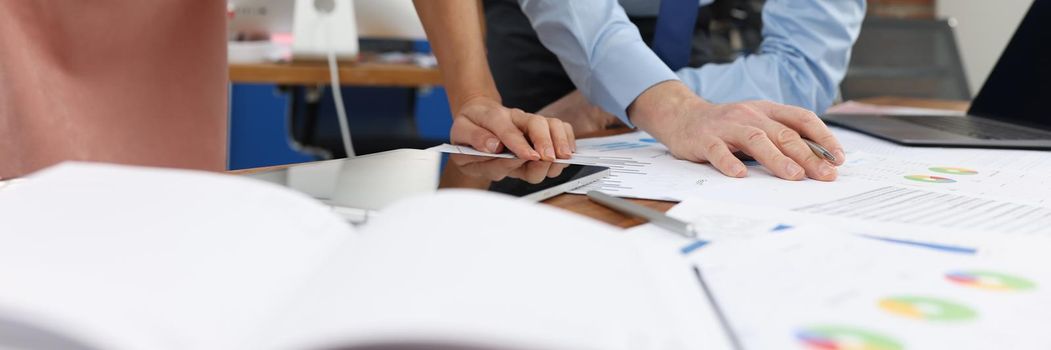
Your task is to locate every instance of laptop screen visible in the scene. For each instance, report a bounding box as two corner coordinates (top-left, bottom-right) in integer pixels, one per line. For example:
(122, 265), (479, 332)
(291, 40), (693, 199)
(969, 0), (1051, 129)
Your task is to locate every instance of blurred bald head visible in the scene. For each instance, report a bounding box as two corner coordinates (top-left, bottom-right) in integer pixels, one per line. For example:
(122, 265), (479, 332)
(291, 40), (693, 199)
(0, 0), (228, 178)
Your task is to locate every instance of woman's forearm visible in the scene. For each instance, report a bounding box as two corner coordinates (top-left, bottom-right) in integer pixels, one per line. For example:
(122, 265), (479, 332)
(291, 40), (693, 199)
(413, 0), (500, 112)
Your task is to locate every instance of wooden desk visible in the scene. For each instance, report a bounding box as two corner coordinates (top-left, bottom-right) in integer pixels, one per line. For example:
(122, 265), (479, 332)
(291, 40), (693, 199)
(232, 97), (969, 229)
(229, 61), (442, 87)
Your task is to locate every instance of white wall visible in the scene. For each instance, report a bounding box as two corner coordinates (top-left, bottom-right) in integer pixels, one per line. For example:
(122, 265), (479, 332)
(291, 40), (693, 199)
(936, 0), (1031, 95)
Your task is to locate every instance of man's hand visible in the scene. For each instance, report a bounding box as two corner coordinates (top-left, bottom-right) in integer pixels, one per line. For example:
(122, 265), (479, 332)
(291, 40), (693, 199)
(451, 97), (576, 161)
(630, 81), (846, 181)
(537, 90), (621, 134)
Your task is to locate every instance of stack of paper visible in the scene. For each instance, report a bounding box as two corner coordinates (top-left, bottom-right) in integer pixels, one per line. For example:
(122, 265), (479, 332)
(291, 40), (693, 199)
(436, 125), (1051, 250)
(592, 121), (1051, 348)
(432, 126), (1051, 204)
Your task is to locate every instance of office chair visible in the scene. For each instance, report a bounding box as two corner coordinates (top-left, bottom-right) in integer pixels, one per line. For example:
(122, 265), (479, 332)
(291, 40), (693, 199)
(840, 17), (971, 101)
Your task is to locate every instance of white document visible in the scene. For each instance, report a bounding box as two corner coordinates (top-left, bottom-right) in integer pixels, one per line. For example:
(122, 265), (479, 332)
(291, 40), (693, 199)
(0, 163), (733, 350)
(567, 132), (734, 200)
(833, 151), (1050, 205)
(260, 191), (734, 350)
(631, 195), (1048, 258)
(832, 127), (1051, 173)
(429, 143), (517, 159)
(694, 182), (1051, 251)
(693, 232), (1051, 350)
(691, 149), (1051, 243)
(626, 198), (806, 254)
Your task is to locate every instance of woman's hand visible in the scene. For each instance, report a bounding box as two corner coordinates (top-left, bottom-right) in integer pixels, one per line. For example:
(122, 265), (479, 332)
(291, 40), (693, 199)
(451, 96), (576, 161)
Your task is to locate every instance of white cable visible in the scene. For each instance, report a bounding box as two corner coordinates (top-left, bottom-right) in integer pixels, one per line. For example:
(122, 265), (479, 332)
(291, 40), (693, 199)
(325, 14), (356, 158)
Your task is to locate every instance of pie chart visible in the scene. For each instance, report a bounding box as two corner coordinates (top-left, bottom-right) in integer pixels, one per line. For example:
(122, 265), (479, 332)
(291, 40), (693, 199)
(796, 325), (903, 350)
(947, 270), (1036, 291)
(878, 295), (977, 321)
(929, 167), (978, 175)
(904, 175), (956, 183)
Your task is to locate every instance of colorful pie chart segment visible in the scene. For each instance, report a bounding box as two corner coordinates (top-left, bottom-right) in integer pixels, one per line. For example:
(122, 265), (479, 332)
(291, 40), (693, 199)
(878, 296), (977, 321)
(929, 167), (978, 175)
(947, 270), (1036, 291)
(904, 175), (956, 183)
(796, 325), (903, 350)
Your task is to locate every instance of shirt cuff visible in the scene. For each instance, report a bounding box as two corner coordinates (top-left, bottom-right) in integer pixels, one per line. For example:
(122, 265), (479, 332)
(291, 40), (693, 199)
(586, 41), (679, 128)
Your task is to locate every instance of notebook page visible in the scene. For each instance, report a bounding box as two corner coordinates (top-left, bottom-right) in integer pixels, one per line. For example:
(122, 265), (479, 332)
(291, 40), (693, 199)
(0, 163), (354, 350)
(258, 190), (734, 350)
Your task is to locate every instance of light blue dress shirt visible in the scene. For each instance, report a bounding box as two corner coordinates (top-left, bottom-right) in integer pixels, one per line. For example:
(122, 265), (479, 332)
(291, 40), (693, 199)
(518, 0), (866, 126)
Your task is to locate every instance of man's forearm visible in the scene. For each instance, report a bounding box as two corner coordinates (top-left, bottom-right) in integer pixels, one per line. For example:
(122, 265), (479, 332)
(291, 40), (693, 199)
(412, 0), (499, 112)
(628, 81), (709, 139)
(673, 0), (865, 114)
(518, 0), (678, 126)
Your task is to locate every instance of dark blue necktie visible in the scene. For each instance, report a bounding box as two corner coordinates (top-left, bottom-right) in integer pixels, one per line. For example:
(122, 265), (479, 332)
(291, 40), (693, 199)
(652, 0), (699, 71)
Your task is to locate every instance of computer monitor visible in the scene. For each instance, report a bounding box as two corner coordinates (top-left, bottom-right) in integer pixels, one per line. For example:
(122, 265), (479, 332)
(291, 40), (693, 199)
(228, 0), (425, 40)
(228, 0), (294, 40)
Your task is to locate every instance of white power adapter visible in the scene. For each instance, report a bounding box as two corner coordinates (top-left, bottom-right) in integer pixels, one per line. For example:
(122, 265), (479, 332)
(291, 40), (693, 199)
(292, 0), (358, 157)
(291, 0), (359, 61)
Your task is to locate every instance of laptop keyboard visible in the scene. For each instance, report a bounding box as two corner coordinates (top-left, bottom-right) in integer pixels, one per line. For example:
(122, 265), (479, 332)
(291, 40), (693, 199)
(889, 116), (1051, 140)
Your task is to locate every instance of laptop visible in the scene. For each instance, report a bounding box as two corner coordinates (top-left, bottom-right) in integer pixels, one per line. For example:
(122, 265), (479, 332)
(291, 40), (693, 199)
(823, 0), (1051, 150)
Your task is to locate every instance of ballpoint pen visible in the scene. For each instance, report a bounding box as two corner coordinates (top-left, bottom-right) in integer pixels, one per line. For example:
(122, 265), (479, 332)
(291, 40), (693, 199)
(803, 138), (837, 163)
(586, 190), (697, 238)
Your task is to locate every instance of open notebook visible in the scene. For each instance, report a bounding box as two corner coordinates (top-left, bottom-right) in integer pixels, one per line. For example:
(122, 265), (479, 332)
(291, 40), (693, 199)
(0, 163), (732, 350)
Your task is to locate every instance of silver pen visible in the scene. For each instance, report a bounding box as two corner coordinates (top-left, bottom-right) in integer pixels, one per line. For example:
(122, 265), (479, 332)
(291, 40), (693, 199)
(803, 138), (837, 163)
(586, 191), (697, 238)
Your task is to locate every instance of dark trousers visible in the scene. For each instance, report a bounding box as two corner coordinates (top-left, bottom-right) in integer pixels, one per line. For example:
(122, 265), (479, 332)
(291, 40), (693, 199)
(483, 0), (715, 113)
(483, 0), (655, 112)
